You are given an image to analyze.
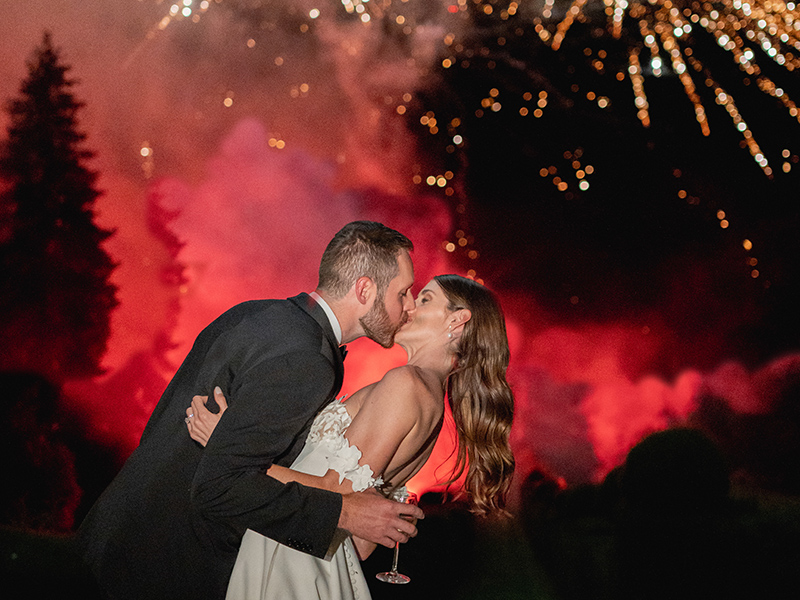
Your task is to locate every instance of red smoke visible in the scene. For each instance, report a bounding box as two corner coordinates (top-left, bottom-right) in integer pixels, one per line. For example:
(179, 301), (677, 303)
(3, 1), (797, 527)
(60, 117), (800, 500)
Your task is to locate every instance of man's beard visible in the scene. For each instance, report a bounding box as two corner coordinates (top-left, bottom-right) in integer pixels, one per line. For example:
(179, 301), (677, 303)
(360, 297), (406, 349)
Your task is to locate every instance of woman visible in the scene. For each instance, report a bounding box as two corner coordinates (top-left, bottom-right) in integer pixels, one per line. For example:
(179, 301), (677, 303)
(186, 275), (515, 599)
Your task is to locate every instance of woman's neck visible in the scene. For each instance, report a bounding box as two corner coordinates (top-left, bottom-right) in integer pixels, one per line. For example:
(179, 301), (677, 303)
(403, 343), (454, 386)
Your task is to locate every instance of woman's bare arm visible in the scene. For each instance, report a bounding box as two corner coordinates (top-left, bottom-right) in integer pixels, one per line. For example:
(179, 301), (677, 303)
(268, 368), (423, 495)
(185, 370), (428, 557)
(186, 391), (357, 493)
(187, 370), (425, 494)
(265, 464), (342, 491)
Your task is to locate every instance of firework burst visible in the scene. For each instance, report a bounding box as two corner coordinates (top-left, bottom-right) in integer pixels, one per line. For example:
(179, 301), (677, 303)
(531, 0), (800, 176)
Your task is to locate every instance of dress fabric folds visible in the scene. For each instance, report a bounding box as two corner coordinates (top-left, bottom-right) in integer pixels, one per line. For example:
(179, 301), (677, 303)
(226, 399), (382, 600)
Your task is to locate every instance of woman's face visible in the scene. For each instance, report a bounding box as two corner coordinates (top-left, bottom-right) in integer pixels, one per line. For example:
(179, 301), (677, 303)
(395, 279), (452, 345)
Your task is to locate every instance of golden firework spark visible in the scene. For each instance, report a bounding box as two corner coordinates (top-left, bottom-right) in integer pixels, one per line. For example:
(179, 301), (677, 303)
(537, 0), (800, 177)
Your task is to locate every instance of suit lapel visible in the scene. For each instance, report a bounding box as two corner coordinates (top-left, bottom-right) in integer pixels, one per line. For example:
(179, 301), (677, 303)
(288, 293), (345, 396)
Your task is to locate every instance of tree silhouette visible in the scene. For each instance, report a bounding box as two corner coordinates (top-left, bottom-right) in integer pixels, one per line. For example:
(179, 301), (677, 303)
(0, 31), (117, 382)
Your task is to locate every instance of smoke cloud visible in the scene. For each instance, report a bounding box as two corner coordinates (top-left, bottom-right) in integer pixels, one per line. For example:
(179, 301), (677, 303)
(2, 1), (798, 498)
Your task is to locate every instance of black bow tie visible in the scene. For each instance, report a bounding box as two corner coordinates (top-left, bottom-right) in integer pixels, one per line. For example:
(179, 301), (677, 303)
(339, 345), (348, 361)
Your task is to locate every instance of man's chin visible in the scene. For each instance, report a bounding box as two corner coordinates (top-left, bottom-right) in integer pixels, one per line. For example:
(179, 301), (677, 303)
(362, 314), (406, 349)
(362, 327), (393, 349)
(370, 326), (404, 349)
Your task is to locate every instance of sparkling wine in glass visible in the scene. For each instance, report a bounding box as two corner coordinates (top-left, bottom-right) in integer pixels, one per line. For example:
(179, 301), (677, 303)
(375, 490), (418, 585)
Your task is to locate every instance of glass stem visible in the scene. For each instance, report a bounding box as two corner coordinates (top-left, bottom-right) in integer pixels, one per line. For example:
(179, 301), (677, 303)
(390, 542), (400, 573)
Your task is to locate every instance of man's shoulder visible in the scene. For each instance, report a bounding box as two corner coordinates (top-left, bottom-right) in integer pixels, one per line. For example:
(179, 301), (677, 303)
(223, 295), (297, 314)
(222, 296), (329, 348)
(216, 295), (309, 324)
(193, 297), (314, 348)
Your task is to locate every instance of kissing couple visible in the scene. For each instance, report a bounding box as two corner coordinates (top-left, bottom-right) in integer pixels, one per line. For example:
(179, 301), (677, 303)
(77, 220), (515, 600)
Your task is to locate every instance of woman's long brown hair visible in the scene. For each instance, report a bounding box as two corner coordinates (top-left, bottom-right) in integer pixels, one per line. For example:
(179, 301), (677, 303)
(435, 275), (515, 515)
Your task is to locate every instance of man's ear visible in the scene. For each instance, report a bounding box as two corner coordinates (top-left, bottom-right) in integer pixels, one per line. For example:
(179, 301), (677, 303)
(354, 276), (375, 306)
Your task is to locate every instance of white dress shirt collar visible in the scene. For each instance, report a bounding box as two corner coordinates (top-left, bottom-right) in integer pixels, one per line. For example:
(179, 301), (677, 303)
(309, 291), (342, 345)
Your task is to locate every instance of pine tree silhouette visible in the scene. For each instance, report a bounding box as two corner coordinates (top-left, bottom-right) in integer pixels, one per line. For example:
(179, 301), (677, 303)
(0, 31), (117, 381)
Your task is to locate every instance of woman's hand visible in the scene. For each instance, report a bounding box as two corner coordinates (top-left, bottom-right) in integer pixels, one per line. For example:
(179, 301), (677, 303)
(185, 386), (228, 447)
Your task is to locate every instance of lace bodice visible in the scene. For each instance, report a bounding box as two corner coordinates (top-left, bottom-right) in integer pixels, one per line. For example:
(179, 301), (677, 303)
(293, 398), (383, 492)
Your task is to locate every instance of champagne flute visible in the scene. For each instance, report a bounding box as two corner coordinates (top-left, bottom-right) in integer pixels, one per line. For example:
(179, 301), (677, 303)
(375, 490), (418, 584)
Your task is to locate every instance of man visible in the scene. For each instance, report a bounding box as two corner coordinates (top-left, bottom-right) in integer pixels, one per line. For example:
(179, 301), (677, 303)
(76, 221), (422, 599)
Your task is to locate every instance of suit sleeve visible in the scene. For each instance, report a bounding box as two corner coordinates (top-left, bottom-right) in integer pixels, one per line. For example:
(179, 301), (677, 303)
(189, 348), (342, 558)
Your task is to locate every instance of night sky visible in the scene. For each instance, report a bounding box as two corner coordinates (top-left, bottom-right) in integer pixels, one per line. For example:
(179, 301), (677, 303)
(2, 0), (799, 498)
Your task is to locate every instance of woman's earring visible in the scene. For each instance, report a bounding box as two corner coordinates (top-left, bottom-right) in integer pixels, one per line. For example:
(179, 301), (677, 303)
(448, 325), (453, 339)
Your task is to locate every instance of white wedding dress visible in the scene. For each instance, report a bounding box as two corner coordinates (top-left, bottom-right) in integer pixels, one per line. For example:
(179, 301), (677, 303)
(226, 398), (387, 600)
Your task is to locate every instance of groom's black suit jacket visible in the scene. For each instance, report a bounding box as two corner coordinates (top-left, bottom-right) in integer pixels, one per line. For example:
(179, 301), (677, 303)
(77, 294), (345, 600)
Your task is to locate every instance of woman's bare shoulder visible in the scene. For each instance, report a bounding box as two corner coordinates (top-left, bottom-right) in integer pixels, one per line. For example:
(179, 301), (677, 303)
(372, 365), (442, 413)
(378, 364), (425, 384)
(367, 365), (417, 397)
(344, 367), (424, 437)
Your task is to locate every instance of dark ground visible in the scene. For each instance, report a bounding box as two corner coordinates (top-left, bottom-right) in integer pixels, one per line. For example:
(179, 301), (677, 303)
(2, 479), (799, 600)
